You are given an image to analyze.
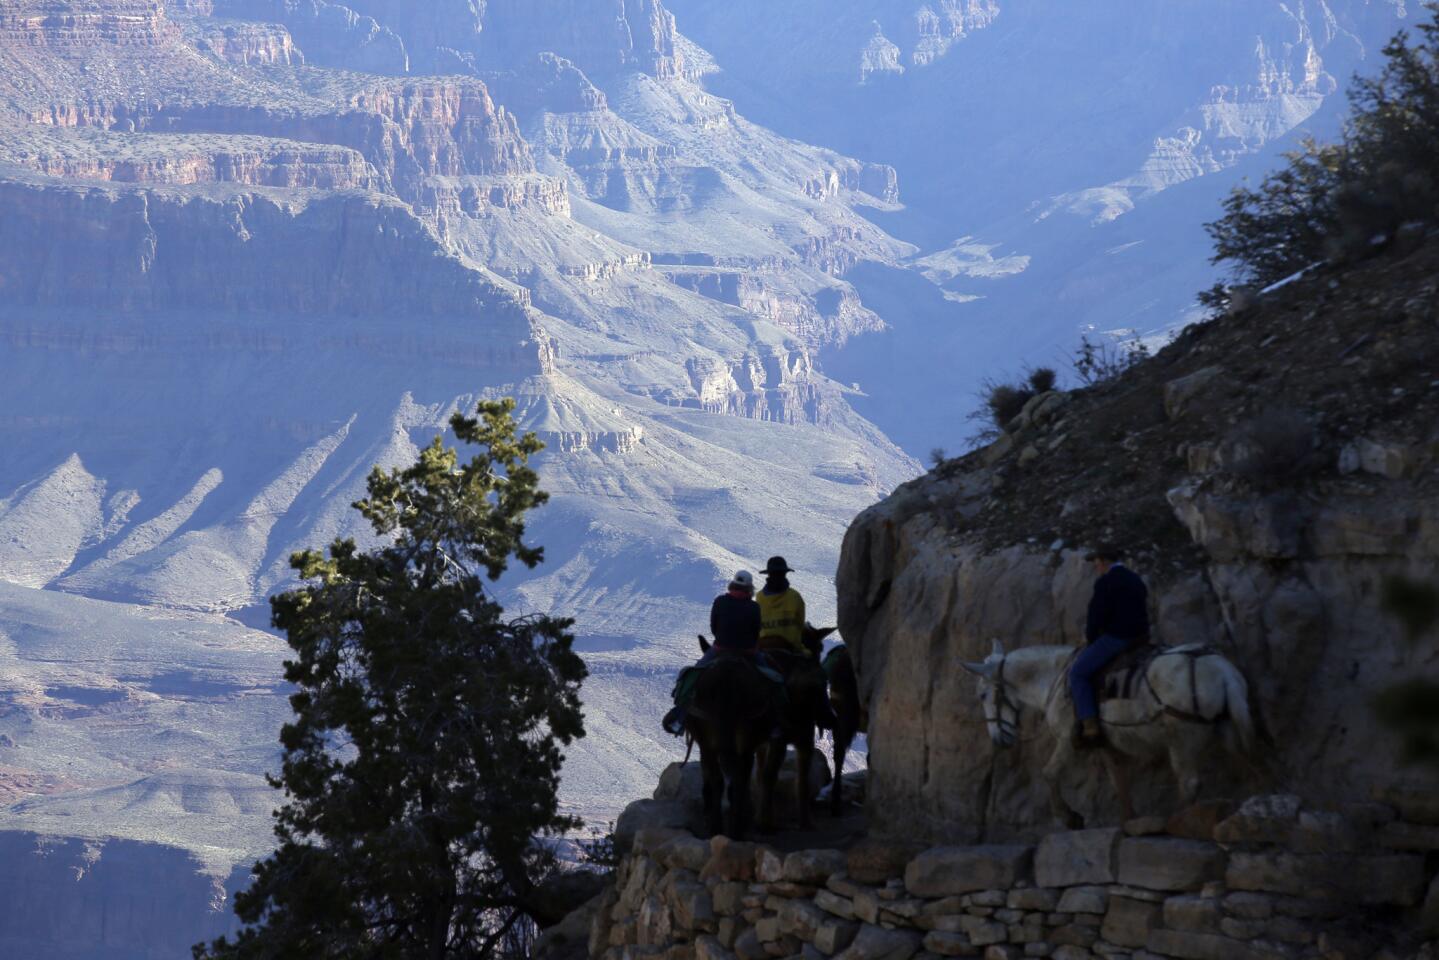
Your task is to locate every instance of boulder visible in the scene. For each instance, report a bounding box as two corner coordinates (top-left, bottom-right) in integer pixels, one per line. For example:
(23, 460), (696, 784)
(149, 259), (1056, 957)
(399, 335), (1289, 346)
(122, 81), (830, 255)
(1372, 782), (1439, 825)
(784, 849), (848, 885)
(701, 837), (758, 883)
(655, 761), (706, 803)
(1101, 896), (1163, 949)
(1211, 795), (1301, 845)
(658, 837), (712, 873)
(920, 932), (970, 957)
(1056, 886), (1108, 914)
(1225, 851), (1426, 905)
(1116, 838), (1225, 892)
(778, 900), (828, 941)
(1165, 800), (1238, 841)
(1145, 929), (1288, 960)
(833, 925), (924, 960)
(697, 935), (737, 960)
(1034, 828), (1121, 887)
(1006, 888), (1059, 911)
(815, 889), (857, 921)
(904, 846), (1033, 897)
(616, 800), (701, 856)
(847, 838), (926, 885)
(1161, 895), (1222, 934)
(1163, 366), (1225, 420)
(814, 918), (861, 954)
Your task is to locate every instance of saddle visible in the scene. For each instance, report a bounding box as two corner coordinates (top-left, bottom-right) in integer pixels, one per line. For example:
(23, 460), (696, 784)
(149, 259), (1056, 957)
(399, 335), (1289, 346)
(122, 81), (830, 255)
(1096, 642), (1160, 702)
(1095, 642), (1219, 703)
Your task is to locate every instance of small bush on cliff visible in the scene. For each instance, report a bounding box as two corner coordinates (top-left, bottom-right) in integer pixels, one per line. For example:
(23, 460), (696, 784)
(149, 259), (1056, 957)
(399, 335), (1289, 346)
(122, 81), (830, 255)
(194, 399), (586, 960)
(1072, 334), (1148, 386)
(1206, 6), (1439, 288)
(971, 367), (1061, 440)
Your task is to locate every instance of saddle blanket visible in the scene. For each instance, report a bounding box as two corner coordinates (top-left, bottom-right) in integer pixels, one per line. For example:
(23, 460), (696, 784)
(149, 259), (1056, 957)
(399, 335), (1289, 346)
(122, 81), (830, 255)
(672, 658), (785, 707)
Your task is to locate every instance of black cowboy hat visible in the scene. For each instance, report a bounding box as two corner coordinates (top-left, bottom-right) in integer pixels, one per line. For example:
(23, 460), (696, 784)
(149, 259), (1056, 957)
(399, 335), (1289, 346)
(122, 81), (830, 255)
(761, 556), (794, 576)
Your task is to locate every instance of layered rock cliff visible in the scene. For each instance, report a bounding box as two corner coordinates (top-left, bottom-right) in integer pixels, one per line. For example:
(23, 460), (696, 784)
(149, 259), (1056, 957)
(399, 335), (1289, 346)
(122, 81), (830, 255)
(837, 237), (1439, 842)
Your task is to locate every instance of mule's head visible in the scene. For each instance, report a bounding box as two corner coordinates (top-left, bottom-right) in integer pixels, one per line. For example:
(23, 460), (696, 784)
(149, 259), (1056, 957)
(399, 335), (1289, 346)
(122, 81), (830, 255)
(960, 639), (1019, 748)
(803, 623), (837, 657)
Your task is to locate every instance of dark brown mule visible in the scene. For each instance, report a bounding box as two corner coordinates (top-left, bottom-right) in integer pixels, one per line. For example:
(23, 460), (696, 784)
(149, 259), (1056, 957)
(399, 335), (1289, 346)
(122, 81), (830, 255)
(824, 644), (867, 816)
(687, 637), (780, 839)
(755, 624), (836, 832)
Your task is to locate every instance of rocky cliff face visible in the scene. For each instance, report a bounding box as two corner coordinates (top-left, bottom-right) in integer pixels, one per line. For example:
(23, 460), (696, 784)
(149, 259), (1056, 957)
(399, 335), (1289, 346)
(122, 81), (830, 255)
(837, 237), (1439, 843)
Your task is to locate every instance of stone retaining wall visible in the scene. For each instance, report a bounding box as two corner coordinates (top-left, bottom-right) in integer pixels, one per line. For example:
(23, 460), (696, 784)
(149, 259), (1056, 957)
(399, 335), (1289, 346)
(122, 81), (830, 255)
(590, 793), (1439, 960)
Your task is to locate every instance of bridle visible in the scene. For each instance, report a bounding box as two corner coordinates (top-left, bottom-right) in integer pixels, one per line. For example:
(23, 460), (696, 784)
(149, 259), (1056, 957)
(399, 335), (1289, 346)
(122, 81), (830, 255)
(986, 655), (1022, 747)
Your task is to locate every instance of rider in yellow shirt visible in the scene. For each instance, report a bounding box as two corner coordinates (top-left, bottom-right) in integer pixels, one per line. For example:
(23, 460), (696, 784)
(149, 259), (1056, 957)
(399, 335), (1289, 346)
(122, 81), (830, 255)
(757, 556), (836, 730)
(756, 556), (806, 656)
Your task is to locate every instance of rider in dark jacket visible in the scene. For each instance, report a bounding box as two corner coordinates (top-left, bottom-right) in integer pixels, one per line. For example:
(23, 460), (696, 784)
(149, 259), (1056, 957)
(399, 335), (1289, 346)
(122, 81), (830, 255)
(662, 571), (762, 735)
(1070, 544), (1150, 745)
(710, 571), (761, 652)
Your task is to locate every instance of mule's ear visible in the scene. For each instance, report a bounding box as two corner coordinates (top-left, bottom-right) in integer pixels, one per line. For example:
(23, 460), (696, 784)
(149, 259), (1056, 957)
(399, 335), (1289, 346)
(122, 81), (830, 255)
(990, 638), (1006, 658)
(815, 626), (837, 640)
(698, 635), (711, 653)
(960, 660), (990, 677)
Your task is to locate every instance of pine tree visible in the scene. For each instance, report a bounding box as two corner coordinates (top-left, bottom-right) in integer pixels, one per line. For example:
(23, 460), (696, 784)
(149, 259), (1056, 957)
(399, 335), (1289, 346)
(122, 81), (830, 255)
(1206, 6), (1439, 288)
(195, 399), (586, 960)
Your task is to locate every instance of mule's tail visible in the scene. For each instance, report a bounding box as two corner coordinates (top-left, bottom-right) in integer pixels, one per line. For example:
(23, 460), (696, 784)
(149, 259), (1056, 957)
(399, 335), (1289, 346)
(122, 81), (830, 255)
(1217, 658), (1255, 756)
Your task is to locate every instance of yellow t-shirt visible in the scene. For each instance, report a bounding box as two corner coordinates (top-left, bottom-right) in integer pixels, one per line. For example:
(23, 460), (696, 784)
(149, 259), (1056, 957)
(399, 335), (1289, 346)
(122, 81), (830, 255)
(757, 587), (806, 655)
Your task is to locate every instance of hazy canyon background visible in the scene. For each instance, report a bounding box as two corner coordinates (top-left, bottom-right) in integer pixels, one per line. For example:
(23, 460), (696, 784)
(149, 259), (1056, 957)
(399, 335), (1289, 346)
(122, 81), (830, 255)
(0, 0), (1416, 955)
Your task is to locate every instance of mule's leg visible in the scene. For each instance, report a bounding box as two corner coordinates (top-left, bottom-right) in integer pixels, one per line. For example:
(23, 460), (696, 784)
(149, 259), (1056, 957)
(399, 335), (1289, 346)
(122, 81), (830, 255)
(757, 740), (785, 834)
(830, 725), (849, 817)
(795, 734), (815, 830)
(700, 747), (724, 838)
(1102, 749), (1135, 823)
(722, 749), (752, 840)
(1166, 724), (1205, 807)
(1043, 743), (1084, 830)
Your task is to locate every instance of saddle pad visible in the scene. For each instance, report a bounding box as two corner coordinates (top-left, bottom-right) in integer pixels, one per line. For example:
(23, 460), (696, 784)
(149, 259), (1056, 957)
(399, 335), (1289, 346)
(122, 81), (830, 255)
(673, 660), (785, 708)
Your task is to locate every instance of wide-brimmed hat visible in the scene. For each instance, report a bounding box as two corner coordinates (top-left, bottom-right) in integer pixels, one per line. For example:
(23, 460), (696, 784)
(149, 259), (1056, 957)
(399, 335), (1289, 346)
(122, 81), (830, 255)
(761, 556), (794, 576)
(729, 570), (755, 591)
(1084, 543), (1123, 562)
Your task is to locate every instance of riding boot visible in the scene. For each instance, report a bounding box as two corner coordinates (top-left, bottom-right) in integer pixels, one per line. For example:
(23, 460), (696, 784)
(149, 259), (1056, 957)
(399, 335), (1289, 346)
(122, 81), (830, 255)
(662, 705), (686, 737)
(1072, 717), (1103, 748)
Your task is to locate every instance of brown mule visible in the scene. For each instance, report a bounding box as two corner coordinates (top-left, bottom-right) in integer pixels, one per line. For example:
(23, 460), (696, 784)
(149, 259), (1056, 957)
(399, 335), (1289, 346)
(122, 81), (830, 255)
(686, 637), (780, 840)
(755, 624), (836, 832)
(824, 644), (867, 816)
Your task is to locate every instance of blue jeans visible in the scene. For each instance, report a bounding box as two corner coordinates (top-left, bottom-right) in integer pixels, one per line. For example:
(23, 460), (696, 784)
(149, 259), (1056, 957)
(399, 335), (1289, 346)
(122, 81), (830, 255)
(1070, 635), (1132, 721)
